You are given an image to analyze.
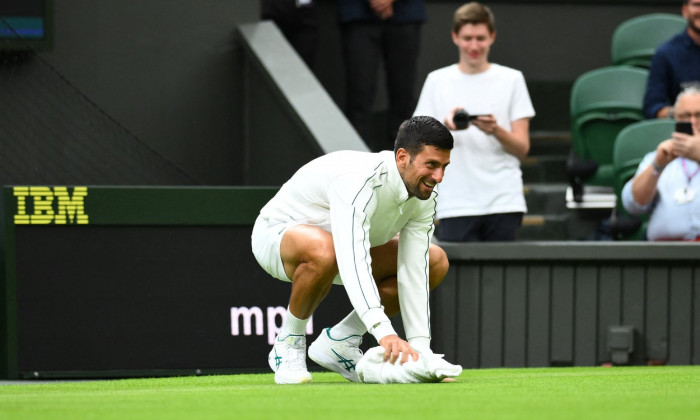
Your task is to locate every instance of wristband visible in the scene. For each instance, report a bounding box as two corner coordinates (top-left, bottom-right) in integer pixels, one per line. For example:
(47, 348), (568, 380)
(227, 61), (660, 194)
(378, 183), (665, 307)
(652, 161), (664, 177)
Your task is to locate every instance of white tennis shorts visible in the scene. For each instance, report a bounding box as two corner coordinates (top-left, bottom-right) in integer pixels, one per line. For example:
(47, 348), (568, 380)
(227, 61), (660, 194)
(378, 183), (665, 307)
(251, 215), (293, 282)
(251, 215), (343, 285)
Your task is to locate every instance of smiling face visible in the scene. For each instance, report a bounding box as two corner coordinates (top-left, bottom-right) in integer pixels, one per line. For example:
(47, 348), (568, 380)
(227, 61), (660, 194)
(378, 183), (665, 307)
(396, 146), (451, 200)
(451, 22), (495, 73)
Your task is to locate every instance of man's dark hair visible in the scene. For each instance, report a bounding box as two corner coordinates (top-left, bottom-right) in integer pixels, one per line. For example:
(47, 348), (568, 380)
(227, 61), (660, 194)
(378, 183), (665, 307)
(394, 115), (454, 156)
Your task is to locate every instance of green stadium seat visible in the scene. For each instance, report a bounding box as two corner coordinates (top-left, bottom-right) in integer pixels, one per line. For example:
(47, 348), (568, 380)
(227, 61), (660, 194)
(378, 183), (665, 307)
(567, 66), (648, 200)
(610, 119), (675, 239)
(611, 13), (687, 68)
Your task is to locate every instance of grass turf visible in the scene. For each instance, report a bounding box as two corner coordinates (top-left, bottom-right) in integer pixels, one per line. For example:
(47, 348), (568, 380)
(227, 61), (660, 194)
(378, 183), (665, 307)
(1, 366), (699, 420)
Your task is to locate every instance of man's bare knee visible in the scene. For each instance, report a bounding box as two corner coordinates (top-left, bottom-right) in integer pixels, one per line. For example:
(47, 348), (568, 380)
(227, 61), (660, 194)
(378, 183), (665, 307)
(282, 226), (338, 282)
(304, 241), (338, 277)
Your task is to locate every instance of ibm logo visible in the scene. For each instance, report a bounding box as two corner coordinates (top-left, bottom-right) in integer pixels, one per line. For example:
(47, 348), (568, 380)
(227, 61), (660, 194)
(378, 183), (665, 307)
(13, 186), (89, 225)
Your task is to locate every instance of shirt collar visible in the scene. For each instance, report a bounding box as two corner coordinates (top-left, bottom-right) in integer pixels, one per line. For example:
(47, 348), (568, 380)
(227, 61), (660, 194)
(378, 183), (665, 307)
(380, 150), (410, 203)
(680, 30), (700, 49)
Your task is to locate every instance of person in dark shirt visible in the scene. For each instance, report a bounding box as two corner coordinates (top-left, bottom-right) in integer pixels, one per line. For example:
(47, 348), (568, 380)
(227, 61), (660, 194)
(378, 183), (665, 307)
(338, 0), (426, 152)
(643, 0), (700, 119)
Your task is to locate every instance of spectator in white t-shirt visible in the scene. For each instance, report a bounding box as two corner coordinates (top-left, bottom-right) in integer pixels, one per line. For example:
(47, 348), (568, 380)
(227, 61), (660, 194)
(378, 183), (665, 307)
(413, 2), (535, 241)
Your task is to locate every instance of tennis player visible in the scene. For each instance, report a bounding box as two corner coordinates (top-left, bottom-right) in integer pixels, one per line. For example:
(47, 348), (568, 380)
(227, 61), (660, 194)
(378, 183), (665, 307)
(251, 115), (456, 384)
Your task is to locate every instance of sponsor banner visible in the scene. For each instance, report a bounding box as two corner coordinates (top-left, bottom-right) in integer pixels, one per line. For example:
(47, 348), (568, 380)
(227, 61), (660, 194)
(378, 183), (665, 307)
(13, 225), (353, 374)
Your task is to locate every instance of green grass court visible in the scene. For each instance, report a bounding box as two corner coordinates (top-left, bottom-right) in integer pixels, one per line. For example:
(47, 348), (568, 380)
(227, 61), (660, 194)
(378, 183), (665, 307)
(1, 366), (699, 419)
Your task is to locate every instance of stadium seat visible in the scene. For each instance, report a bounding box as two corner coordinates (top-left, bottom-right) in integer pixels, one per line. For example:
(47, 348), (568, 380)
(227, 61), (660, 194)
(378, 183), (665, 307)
(567, 66), (648, 201)
(611, 13), (687, 68)
(609, 119), (675, 239)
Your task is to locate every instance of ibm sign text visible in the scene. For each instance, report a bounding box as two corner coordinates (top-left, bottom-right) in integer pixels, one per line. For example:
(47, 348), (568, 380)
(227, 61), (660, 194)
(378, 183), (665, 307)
(14, 186), (89, 225)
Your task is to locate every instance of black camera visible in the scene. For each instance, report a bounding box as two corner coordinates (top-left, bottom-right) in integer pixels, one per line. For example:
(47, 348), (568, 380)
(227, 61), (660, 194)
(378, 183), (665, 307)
(452, 110), (485, 130)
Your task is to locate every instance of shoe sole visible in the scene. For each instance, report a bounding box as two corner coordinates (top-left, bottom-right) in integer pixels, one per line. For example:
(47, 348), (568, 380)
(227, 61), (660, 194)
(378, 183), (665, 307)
(274, 373), (313, 385)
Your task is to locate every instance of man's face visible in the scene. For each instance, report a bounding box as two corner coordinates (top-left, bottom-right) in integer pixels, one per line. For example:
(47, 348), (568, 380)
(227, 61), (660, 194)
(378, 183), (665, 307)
(396, 146), (451, 200)
(675, 93), (700, 134)
(683, 0), (700, 34)
(451, 23), (495, 68)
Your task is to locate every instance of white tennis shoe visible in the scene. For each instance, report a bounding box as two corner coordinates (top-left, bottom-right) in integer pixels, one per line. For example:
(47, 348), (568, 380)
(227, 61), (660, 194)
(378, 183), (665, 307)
(268, 334), (313, 384)
(308, 328), (363, 382)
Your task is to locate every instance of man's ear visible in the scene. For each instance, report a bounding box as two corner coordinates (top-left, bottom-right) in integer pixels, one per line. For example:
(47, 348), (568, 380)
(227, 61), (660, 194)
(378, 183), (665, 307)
(396, 148), (410, 167)
(451, 30), (459, 46)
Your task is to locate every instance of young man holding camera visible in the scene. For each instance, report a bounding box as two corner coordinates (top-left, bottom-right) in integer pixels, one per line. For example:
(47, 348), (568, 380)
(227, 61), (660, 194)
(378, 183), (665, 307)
(413, 2), (535, 242)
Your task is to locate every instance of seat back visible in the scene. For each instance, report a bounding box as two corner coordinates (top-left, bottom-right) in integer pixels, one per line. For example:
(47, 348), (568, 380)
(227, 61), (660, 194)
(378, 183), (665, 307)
(613, 119), (675, 195)
(569, 66), (648, 186)
(611, 119), (675, 239)
(611, 13), (687, 68)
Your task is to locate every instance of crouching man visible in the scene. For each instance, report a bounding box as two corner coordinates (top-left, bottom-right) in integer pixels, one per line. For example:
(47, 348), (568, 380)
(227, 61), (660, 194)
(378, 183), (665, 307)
(251, 116), (459, 384)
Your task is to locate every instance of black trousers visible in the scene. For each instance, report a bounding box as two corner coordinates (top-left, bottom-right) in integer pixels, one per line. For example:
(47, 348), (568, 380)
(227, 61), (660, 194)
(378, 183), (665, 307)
(341, 21), (422, 152)
(261, 0), (318, 69)
(436, 213), (524, 242)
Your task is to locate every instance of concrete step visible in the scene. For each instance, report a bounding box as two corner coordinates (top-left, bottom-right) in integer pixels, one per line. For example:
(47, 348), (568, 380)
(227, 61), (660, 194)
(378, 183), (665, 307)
(523, 183), (568, 215)
(521, 183), (569, 240)
(522, 131), (570, 184)
(523, 183), (568, 214)
(529, 130), (571, 156)
(521, 155), (568, 184)
(519, 210), (613, 241)
(520, 183), (614, 241)
(519, 213), (569, 241)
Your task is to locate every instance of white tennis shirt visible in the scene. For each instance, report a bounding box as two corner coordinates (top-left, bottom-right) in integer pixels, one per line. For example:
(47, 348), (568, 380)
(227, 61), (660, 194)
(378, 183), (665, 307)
(414, 63), (535, 218)
(259, 150), (437, 347)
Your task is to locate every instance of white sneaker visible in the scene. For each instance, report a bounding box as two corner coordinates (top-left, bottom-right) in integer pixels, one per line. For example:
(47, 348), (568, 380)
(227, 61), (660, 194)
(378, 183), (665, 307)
(308, 328), (363, 382)
(268, 334), (313, 384)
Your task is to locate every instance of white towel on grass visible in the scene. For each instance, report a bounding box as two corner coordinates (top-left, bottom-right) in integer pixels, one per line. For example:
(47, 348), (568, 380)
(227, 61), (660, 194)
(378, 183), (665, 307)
(356, 346), (462, 384)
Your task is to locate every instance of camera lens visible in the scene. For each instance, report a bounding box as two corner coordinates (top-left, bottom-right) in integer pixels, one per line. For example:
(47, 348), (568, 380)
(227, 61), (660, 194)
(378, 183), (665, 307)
(453, 109), (470, 130)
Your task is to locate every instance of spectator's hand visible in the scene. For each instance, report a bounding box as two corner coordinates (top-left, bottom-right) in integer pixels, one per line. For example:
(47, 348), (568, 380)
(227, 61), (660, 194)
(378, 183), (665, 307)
(671, 132), (700, 162)
(370, 0), (394, 19)
(444, 107), (463, 131)
(471, 114), (498, 135)
(378, 334), (419, 364)
(655, 139), (678, 168)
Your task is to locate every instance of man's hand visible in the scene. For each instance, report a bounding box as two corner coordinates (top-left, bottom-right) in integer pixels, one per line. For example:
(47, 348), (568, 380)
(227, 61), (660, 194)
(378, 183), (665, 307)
(655, 106), (673, 119)
(655, 139), (678, 168)
(671, 132), (700, 162)
(444, 107), (463, 130)
(370, 0), (394, 19)
(632, 138), (677, 205)
(378, 335), (419, 364)
(471, 114), (498, 135)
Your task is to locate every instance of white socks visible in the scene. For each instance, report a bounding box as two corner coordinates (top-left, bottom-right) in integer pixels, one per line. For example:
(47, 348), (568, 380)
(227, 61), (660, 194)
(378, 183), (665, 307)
(278, 307), (309, 339)
(330, 310), (367, 339)
(280, 309), (370, 340)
